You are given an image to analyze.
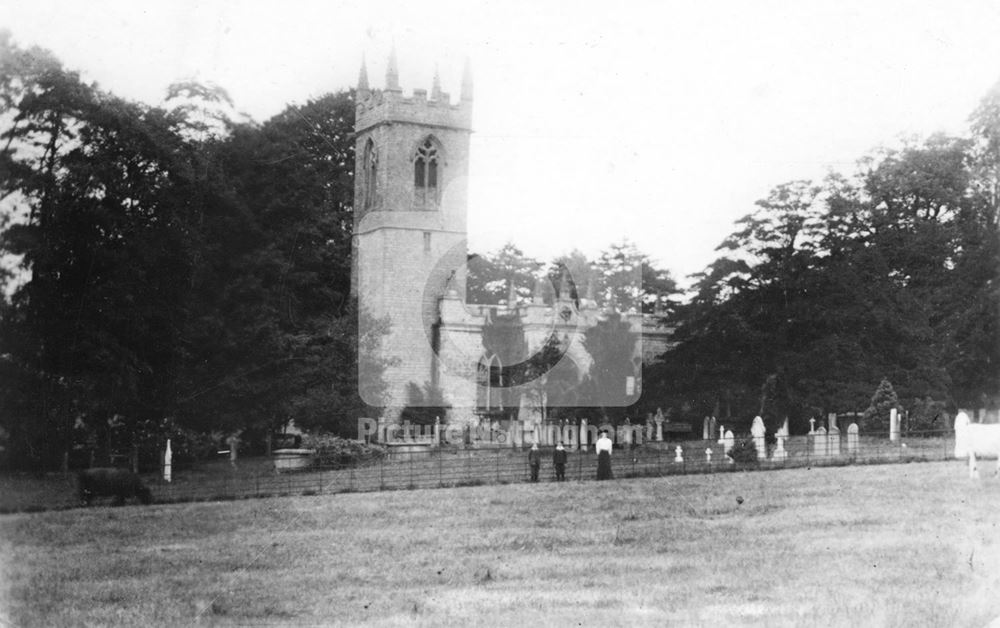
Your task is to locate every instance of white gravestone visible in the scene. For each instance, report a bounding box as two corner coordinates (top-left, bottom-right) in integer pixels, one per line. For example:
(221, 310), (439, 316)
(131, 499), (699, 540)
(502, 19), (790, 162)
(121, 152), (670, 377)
(828, 425), (841, 456)
(724, 430), (735, 464)
(772, 420), (788, 462)
(889, 408), (900, 442)
(718, 425), (725, 444)
(674, 446), (684, 463)
(809, 418), (816, 434)
(751, 416), (767, 460)
(163, 438), (172, 483)
(954, 411), (969, 458)
(847, 423), (859, 456)
(813, 427), (827, 458)
(772, 435), (787, 462)
(705, 447), (713, 464)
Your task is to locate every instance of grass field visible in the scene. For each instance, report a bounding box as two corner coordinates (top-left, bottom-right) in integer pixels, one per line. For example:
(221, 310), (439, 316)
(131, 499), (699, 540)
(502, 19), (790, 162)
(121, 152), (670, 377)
(1, 460), (999, 626)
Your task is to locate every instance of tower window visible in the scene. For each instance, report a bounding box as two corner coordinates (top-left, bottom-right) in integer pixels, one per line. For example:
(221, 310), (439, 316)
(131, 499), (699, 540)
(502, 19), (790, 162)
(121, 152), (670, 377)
(414, 137), (440, 207)
(363, 138), (377, 209)
(423, 231), (431, 252)
(414, 158), (425, 187)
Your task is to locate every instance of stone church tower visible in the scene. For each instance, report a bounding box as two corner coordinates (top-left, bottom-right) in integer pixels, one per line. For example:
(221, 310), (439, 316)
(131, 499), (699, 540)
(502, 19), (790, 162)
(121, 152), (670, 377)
(352, 50), (474, 416)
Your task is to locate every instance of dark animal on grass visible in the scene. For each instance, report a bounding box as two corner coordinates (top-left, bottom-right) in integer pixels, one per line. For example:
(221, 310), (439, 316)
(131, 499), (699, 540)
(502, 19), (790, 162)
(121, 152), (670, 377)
(77, 468), (154, 506)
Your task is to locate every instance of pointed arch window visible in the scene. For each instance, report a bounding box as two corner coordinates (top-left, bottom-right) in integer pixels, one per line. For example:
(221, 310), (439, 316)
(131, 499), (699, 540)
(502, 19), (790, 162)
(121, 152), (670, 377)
(477, 354), (504, 413)
(363, 138), (378, 210)
(414, 137), (440, 207)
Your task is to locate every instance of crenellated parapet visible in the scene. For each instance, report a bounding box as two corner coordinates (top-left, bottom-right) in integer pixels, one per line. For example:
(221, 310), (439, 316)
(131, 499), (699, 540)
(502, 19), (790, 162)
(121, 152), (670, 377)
(356, 50), (473, 134)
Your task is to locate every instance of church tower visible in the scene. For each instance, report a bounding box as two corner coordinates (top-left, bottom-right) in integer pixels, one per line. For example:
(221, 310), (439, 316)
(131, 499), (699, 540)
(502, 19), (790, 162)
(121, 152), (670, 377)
(353, 50), (473, 416)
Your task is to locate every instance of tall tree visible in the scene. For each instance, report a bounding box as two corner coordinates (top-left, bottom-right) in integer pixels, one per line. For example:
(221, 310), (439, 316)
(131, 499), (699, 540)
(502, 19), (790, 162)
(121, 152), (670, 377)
(0, 34), (199, 467)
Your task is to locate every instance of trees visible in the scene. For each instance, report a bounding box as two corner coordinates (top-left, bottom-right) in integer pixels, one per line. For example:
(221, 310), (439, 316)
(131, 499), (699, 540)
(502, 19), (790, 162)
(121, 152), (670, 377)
(466, 243), (540, 305)
(581, 312), (639, 422)
(0, 36), (383, 467)
(172, 91), (363, 439)
(653, 83), (1000, 431)
(0, 35), (200, 467)
(862, 378), (900, 433)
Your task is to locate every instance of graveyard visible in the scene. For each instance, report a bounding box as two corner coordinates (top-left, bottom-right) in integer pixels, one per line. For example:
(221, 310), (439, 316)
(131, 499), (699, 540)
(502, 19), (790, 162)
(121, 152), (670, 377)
(2, 459), (999, 626)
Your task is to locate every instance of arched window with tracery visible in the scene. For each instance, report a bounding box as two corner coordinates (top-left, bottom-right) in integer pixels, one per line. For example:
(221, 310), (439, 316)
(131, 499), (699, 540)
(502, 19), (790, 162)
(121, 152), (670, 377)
(363, 138), (377, 210)
(413, 136), (440, 208)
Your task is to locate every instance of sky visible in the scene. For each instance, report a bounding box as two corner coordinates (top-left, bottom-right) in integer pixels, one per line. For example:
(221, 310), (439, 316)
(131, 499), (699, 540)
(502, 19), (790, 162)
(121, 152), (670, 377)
(4, 0), (1000, 286)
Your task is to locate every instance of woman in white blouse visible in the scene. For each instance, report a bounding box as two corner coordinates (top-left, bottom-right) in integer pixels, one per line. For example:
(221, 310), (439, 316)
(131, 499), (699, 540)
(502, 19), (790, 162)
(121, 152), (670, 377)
(596, 430), (613, 480)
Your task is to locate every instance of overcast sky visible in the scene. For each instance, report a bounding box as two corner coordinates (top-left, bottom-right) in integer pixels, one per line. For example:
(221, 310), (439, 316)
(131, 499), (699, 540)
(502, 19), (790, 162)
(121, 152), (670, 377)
(4, 0), (1000, 285)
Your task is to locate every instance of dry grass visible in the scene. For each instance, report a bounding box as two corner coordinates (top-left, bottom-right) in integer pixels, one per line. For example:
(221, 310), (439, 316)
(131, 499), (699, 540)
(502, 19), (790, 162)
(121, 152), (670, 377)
(1, 460), (999, 627)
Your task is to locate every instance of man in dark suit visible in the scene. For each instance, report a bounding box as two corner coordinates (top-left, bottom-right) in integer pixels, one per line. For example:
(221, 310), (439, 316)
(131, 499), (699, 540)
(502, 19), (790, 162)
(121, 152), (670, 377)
(553, 442), (568, 481)
(528, 442), (542, 482)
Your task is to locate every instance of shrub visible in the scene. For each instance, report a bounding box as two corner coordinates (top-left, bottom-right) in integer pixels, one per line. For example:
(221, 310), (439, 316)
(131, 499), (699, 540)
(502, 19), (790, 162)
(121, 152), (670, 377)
(862, 378), (900, 433)
(907, 397), (947, 433)
(727, 438), (758, 465)
(301, 433), (386, 468)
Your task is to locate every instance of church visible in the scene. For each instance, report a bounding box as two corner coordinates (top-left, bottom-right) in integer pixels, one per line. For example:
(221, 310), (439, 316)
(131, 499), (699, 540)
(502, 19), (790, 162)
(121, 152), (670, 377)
(351, 51), (670, 427)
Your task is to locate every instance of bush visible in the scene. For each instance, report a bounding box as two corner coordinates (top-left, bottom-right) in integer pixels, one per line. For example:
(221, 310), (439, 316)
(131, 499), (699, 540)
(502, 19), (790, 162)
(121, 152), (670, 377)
(727, 438), (758, 465)
(907, 397), (947, 432)
(301, 433), (386, 468)
(862, 378), (900, 433)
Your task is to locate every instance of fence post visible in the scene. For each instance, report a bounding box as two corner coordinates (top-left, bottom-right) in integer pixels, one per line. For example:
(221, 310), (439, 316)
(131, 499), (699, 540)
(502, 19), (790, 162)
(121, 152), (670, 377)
(438, 453), (443, 487)
(495, 450), (500, 483)
(378, 459), (384, 491)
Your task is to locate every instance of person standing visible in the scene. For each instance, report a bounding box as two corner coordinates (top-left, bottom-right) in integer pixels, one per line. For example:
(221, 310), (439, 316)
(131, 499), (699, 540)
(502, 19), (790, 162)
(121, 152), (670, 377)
(553, 442), (568, 481)
(528, 442), (542, 482)
(596, 430), (613, 480)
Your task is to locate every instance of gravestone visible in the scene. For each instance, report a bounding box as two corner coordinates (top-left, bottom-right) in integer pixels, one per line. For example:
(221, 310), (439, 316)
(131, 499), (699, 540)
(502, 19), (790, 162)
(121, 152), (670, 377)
(724, 430), (735, 464)
(809, 418), (816, 434)
(718, 425), (726, 444)
(654, 412), (664, 442)
(954, 411), (970, 458)
(772, 435), (787, 462)
(889, 408), (900, 442)
(705, 447), (713, 463)
(751, 416), (767, 460)
(813, 427), (827, 458)
(226, 433), (240, 467)
(163, 439), (172, 483)
(675, 446), (684, 463)
(828, 425), (841, 456)
(580, 418), (588, 449)
(703, 416), (717, 440)
(847, 423), (859, 455)
(828, 413), (838, 431)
